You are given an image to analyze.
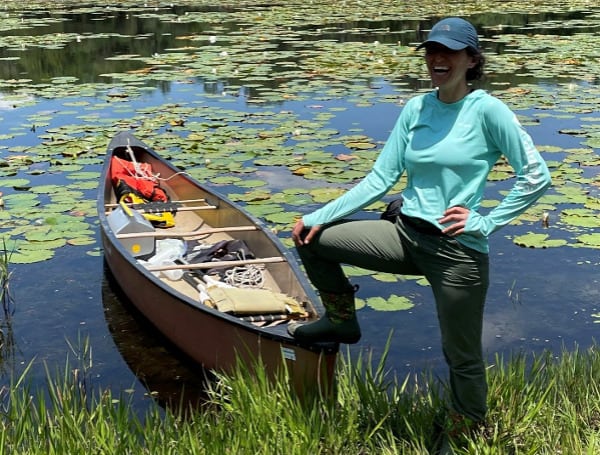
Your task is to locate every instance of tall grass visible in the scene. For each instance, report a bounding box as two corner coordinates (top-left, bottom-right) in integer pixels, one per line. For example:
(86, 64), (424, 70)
(1, 341), (600, 454)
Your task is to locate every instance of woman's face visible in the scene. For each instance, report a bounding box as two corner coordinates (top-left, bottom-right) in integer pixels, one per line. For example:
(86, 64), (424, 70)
(424, 43), (477, 93)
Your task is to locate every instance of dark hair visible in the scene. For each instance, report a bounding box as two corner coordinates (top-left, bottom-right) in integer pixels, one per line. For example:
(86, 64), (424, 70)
(466, 47), (485, 81)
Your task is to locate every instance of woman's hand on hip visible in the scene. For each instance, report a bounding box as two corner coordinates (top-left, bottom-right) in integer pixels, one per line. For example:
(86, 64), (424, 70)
(292, 219), (321, 246)
(439, 206), (470, 236)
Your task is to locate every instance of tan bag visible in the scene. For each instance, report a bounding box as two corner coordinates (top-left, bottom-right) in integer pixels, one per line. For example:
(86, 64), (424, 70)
(207, 286), (303, 315)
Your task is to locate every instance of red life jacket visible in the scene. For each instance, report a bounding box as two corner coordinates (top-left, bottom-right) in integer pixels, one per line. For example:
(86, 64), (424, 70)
(110, 156), (169, 203)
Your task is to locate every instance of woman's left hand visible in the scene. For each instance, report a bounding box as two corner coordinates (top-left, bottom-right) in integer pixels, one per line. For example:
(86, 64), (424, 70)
(438, 206), (470, 236)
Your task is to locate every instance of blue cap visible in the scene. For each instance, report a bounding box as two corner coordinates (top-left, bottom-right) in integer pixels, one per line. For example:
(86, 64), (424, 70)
(417, 17), (479, 51)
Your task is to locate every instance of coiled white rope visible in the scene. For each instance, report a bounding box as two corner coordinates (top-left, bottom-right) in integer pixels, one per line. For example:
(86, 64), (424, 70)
(224, 265), (265, 288)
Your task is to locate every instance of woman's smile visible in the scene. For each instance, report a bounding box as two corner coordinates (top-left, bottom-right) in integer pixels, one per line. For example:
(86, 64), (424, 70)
(424, 44), (475, 103)
(433, 65), (450, 74)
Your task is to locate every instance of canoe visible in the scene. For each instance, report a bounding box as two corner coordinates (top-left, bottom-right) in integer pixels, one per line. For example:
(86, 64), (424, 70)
(97, 131), (338, 396)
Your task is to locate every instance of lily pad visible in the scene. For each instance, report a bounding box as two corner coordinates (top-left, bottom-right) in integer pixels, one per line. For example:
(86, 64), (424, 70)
(513, 232), (568, 249)
(560, 209), (598, 228)
(576, 233), (600, 248)
(366, 294), (415, 311)
(309, 187), (346, 203)
(262, 211), (301, 225)
(10, 248), (54, 264)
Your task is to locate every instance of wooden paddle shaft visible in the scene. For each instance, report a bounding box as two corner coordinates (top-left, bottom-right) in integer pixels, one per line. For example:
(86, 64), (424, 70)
(146, 256), (286, 271)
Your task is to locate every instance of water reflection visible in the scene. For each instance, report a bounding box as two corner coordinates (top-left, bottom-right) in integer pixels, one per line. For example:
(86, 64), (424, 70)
(102, 267), (211, 410)
(1, 6), (598, 96)
(286, 10), (597, 46)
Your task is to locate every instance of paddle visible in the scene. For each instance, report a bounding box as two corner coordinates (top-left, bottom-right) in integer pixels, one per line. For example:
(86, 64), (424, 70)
(240, 313), (307, 323)
(147, 256), (286, 272)
(178, 266), (216, 307)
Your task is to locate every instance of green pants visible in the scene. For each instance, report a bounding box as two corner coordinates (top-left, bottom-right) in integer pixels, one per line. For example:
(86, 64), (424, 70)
(296, 217), (489, 422)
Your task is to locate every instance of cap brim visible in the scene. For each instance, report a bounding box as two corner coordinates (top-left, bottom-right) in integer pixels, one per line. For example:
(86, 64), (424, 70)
(417, 38), (468, 51)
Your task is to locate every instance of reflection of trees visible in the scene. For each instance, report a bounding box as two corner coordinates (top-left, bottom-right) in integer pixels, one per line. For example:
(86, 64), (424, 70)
(0, 10), (217, 85)
(290, 10), (594, 46)
(0, 7), (593, 102)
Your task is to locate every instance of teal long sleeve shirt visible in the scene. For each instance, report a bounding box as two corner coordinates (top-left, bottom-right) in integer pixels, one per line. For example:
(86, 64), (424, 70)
(303, 89), (552, 253)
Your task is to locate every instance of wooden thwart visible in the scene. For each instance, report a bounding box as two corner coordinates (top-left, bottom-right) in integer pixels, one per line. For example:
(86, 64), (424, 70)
(104, 198), (209, 208)
(146, 256), (286, 271)
(116, 225), (258, 239)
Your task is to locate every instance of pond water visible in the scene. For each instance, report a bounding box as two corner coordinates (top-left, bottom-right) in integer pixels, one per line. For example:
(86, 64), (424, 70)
(0, 2), (599, 411)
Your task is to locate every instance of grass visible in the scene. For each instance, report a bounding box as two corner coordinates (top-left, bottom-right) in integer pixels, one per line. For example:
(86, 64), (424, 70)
(1, 342), (600, 454)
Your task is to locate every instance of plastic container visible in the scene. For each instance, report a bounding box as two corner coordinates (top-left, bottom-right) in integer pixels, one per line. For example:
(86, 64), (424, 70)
(107, 205), (155, 257)
(144, 238), (187, 281)
(149, 239), (186, 263)
(158, 260), (184, 281)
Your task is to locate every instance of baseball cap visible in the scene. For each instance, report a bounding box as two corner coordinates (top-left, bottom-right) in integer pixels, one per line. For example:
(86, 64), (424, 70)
(417, 17), (479, 51)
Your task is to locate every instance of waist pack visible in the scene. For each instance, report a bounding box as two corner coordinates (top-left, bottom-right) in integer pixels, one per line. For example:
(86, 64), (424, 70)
(380, 196), (403, 222)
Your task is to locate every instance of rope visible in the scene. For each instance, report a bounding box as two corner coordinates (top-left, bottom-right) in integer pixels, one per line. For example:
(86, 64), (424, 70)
(121, 139), (195, 184)
(114, 153), (156, 182)
(224, 265), (265, 288)
(222, 245), (264, 288)
(125, 141), (153, 181)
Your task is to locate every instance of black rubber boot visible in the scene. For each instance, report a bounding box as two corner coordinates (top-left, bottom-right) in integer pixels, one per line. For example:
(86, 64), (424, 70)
(288, 288), (361, 344)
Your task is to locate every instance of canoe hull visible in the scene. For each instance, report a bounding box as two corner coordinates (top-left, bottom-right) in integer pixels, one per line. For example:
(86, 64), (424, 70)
(98, 131), (338, 396)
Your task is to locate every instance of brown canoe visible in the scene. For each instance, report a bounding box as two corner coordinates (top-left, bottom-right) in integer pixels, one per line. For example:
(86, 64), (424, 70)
(97, 131), (338, 396)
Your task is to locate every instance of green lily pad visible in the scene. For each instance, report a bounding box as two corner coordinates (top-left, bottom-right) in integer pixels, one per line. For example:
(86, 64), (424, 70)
(366, 294), (415, 311)
(9, 248), (54, 264)
(372, 273), (399, 282)
(560, 209), (598, 228)
(244, 203), (285, 218)
(576, 233), (600, 248)
(1, 178), (31, 189)
(344, 140), (376, 150)
(513, 232), (568, 248)
(309, 187), (346, 203)
(263, 211), (301, 225)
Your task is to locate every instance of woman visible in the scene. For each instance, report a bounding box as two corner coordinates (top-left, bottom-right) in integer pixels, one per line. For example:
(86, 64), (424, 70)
(288, 17), (551, 432)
